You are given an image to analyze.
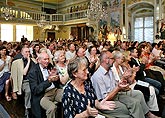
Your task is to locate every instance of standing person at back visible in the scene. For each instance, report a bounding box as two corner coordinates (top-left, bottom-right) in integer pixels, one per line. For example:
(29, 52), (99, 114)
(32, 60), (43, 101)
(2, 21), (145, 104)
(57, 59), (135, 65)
(11, 45), (35, 118)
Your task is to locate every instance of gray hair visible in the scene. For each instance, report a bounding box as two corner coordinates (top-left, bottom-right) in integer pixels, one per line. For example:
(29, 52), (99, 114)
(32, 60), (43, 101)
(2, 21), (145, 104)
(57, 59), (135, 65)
(112, 50), (123, 59)
(99, 50), (109, 63)
(67, 57), (88, 80)
(53, 50), (65, 62)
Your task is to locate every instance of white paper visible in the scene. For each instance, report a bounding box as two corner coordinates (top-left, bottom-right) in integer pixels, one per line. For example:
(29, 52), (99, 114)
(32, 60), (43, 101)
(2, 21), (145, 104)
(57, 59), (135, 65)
(136, 80), (149, 87)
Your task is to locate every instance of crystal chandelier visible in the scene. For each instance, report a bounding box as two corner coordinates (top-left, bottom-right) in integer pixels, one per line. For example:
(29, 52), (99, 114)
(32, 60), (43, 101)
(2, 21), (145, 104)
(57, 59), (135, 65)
(36, 0), (50, 28)
(37, 15), (50, 28)
(87, 0), (108, 22)
(1, 0), (14, 20)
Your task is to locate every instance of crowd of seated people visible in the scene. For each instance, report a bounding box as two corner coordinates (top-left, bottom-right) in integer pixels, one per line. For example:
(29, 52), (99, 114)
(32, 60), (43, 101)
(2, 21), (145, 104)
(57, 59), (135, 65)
(0, 39), (165, 118)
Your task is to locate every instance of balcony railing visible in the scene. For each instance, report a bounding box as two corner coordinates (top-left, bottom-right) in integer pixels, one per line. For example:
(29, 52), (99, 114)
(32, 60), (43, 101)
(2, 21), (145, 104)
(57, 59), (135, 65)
(0, 6), (88, 24)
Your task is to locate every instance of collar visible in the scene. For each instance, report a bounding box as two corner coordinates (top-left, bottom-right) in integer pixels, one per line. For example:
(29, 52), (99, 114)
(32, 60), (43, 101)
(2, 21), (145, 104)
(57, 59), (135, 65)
(39, 64), (47, 71)
(99, 66), (109, 75)
(22, 57), (27, 61)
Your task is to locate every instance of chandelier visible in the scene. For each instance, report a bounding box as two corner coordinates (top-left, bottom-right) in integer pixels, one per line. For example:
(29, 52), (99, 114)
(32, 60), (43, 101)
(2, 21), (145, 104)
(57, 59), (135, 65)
(37, 15), (51, 28)
(86, 0), (108, 22)
(1, 0), (14, 20)
(36, 0), (50, 28)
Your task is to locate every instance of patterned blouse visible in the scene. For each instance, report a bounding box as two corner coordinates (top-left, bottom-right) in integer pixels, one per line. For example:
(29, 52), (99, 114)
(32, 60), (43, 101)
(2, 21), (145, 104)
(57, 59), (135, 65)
(62, 80), (97, 118)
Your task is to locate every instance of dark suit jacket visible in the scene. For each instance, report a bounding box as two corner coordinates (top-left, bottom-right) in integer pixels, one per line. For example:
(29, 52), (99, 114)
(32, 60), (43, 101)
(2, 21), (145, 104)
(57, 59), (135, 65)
(28, 63), (52, 118)
(128, 57), (146, 81)
(128, 57), (151, 101)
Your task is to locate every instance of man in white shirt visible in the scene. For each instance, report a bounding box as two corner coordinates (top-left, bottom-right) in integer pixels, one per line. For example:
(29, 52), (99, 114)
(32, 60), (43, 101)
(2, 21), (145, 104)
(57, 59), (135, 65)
(28, 52), (63, 118)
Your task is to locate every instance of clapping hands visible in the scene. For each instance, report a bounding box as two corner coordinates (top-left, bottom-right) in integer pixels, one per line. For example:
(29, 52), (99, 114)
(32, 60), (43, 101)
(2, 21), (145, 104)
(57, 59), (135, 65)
(99, 99), (116, 110)
(48, 68), (60, 82)
(86, 100), (98, 117)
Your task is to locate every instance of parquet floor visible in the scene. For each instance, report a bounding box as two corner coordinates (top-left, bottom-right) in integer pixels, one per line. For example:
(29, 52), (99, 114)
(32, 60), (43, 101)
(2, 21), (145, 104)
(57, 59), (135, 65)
(0, 94), (25, 118)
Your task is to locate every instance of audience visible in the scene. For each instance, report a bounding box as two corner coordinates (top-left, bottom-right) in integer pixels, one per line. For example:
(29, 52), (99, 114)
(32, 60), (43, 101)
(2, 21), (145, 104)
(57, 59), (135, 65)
(91, 50), (157, 118)
(128, 46), (163, 95)
(112, 50), (159, 111)
(1, 39), (165, 117)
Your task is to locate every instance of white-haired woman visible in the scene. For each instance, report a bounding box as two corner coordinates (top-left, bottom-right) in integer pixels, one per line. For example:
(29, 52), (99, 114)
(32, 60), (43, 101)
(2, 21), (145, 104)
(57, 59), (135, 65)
(54, 50), (69, 87)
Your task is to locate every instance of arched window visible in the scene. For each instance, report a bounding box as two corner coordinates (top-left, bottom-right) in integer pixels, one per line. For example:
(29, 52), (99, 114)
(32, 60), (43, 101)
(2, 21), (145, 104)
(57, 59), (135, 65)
(134, 16), (153, 42)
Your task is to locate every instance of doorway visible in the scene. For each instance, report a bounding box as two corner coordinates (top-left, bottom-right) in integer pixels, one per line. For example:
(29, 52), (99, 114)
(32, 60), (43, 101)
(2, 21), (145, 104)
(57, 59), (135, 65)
(47, 32), (55, 41)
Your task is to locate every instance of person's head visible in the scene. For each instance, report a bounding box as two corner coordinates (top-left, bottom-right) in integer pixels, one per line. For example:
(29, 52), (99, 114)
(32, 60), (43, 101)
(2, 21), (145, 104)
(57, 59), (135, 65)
(47, 43), (55, 52)
(152, 43), (158, 49)
(0, 46), (7, 56)
(39, 48), (47, 53)
(54, 50), (65, 63)
(112, 50), (123, 65)
(34, 44), (40, 53)
(76, 47), (85, 57)
(103, 42), (110, 51)
(67, 57), (88, 80)
(120, 41), (127, 50)
(127, 47), (138, 58)
(68, 43), (75, 52)
(37, 52), (50, 68)
(99, 50), (114, 69)
(88, 46), (97, 55)
(7, 42), (12, 50)
(122, 51), (131, 62)
(157, 41), (163, 49)
(21, 46), (30, 59)
(137, 43), (149, 57)
(132, 41), (139, 47)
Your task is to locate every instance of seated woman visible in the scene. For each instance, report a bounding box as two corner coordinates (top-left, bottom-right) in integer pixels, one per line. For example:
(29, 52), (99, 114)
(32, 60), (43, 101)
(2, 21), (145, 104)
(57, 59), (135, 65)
(31, 44), (40, 59)
(112, 50), (159, 112)
(86, 46), (100, 76)
(53, 50), (69, 88)
(0, 46), (12, 101)
(62, 57), (116, 118)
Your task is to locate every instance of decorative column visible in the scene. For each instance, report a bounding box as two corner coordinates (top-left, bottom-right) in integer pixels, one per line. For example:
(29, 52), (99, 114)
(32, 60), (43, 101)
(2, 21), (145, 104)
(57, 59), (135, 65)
(13, 25), (16, 42)
(86, 0), (108, 41)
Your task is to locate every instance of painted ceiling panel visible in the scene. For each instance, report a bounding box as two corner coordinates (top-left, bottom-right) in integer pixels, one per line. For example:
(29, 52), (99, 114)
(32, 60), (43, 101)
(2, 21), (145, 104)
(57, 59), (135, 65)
(33, 0), (64, 4)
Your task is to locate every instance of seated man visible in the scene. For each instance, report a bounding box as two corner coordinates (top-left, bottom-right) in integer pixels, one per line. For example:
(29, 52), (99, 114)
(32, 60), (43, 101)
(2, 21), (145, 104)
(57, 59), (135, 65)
(91, 50), (158, 118)
(28, 52), (63, 118)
